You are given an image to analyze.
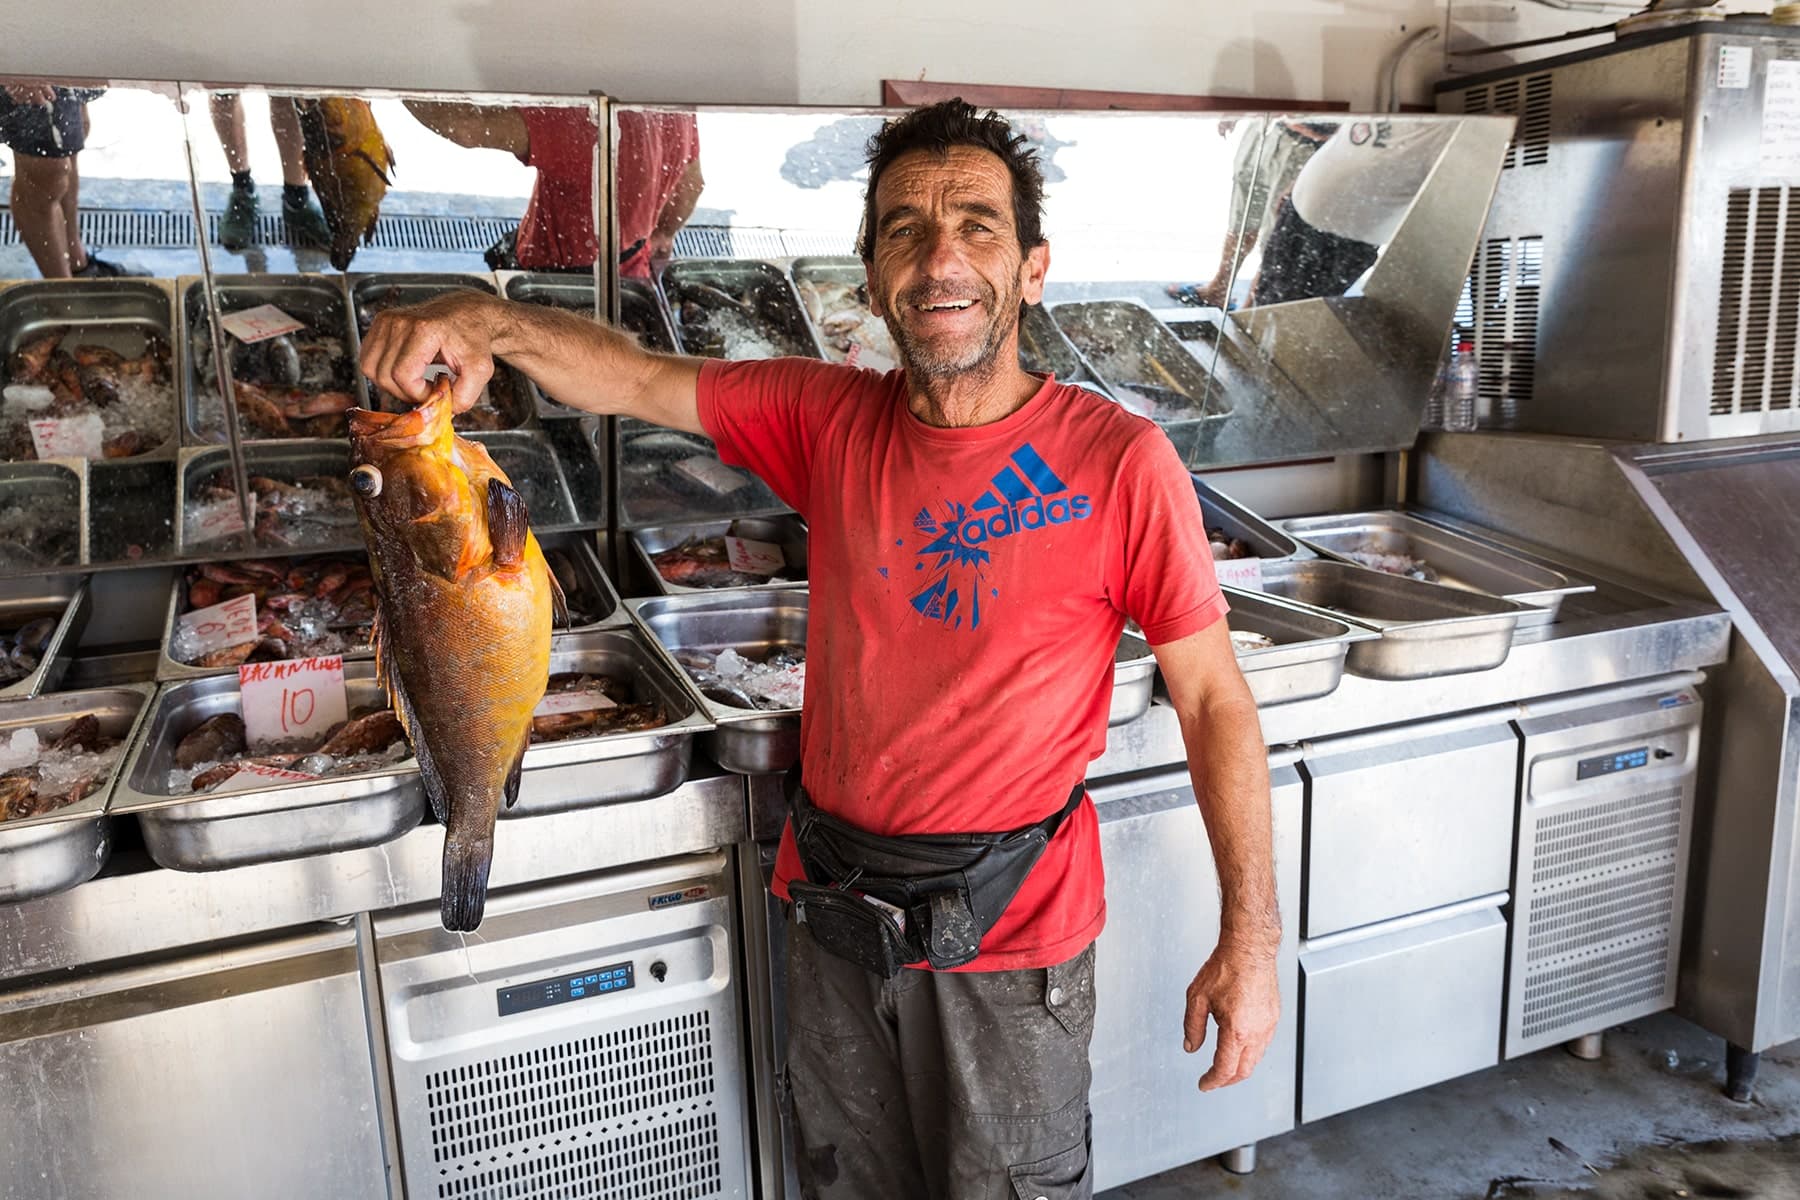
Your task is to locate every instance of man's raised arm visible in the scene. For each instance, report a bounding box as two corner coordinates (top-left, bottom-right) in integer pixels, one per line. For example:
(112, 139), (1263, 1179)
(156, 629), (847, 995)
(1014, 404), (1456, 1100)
(358, 290), (705, 435)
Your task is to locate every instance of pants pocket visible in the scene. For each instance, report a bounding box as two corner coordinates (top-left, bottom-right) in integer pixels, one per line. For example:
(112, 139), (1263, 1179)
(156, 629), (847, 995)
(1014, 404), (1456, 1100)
(1044, 942), (1097, 1041)
(1008, 1136), (1092, 1200)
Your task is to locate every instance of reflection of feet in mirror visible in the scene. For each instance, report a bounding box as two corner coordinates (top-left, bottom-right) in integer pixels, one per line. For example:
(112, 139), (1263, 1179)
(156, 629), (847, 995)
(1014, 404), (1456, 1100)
(289, 244), (331, 274)
(219, 187), (259, 251)
(71, 252), (148, 279)
(1167, 283), (1223, 309)
(281, 189), (332, 250)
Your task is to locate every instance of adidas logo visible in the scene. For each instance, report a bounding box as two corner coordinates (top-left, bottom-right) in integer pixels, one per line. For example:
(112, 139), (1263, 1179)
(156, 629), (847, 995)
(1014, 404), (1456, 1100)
(955, 443), (1091, 545)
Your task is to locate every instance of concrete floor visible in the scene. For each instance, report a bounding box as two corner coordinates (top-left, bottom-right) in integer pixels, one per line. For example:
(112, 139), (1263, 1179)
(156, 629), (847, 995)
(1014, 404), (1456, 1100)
(1102, 1013), (1800, 1199)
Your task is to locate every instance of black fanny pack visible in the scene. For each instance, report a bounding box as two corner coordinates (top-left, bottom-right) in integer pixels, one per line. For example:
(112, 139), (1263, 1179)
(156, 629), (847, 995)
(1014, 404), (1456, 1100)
(785, 767), (1085, 976)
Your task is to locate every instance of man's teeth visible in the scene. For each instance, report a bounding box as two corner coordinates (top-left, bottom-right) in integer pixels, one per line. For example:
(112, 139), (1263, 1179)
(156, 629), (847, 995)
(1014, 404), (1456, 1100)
(917, 300), (974, 311)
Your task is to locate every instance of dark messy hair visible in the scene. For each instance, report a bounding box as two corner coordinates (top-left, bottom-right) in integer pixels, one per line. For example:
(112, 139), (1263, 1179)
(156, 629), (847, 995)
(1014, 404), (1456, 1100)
(858, 99), (1046, 261)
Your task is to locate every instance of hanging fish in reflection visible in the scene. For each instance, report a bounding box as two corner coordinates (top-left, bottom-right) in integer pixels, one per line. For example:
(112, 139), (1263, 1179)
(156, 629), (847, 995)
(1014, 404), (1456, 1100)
(293, 97), (396, 271)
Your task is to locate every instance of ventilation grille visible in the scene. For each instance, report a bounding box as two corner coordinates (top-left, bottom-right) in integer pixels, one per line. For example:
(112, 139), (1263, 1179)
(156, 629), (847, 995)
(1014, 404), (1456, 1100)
(1459, 72), (1553, 168)
(1711, 186), (1800, 416)
(0, 208), (518, 254)
(438, 1111), (723, 1200)
(1512, 777), (1687, 1048)
(422, 1009), (725, 1199)
(671, 224), (853, 259)
(1530, 788), (1682, 888)
(1468, 235), (1542, 425)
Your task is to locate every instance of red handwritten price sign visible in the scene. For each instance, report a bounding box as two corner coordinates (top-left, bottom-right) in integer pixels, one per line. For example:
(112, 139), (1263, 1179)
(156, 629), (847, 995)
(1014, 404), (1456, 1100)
(179, 593), (258, 657)
(725, 535), (785, 576)
(534, 689), (618, 716)
(191, 500), (248, 543)
(219, 303), (306, 344)
(239, 655), (348, 749)
(1213, 557), (1265, 592)
(213, 762), (319, 793)
(29, 412), (105, 460)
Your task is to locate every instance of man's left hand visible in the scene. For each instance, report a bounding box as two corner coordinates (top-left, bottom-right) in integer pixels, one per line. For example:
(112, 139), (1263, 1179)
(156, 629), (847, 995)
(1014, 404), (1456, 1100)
(1183, 935), (1281, 1091)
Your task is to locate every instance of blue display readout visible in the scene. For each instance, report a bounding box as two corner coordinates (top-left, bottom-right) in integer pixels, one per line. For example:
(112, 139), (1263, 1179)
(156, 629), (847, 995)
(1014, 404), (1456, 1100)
(497, 961), (635, 1017)
(1576, 746), (1650, 781)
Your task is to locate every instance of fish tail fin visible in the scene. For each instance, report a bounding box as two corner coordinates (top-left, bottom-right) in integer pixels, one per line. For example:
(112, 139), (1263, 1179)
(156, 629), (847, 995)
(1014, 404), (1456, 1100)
(441, 833), (494, 931)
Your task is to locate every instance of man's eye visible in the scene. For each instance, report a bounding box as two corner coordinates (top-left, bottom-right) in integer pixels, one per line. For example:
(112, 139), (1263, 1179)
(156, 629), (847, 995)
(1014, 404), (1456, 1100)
(966, 222), (991, 234)
(889, 225), (916, 239)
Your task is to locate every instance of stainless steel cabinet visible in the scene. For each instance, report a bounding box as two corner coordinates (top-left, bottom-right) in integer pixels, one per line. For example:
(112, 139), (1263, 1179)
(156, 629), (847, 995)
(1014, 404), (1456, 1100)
(374, 852), (751, 1200)
(0, 927), (387, 1200)
(1302, 709), (1520, 938)
(1299, 898), (1508, 1123)
(1088, 752), (1303, 1191)
(1507, 673), (1703, 1058)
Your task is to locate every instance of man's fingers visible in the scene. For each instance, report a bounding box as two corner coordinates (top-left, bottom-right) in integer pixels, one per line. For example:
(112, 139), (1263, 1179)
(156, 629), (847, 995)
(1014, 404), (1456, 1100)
(1182, 984), (1211, 1054)
(450, 355), (493, 414)
(1199, 1025), (1247, 1091)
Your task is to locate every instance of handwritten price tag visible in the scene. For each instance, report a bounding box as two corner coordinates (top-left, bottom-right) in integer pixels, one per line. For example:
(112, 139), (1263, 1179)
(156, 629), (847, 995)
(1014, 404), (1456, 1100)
(844, 339), (896, 373)
(191, 499), (248, 543)
(726, 535), (785, 576)
(239, 654), (348, 749)
(179, 593), (258, 657)
(1213, 557), (1265, 592)
(534, 689), (619, 716)
(213, 762), (319, 793)
(219, 303), (306, 344)
(29, 412), (105, 460)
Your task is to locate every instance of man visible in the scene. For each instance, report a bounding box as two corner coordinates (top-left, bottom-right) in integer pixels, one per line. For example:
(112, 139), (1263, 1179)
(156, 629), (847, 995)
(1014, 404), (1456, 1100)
(208, 92), (332, 252)
(360, 99), (1279, 1199)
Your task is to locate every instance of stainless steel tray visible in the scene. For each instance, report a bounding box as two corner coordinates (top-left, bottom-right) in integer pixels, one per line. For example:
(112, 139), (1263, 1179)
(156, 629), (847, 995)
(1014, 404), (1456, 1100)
(112, 662), (424, 870)
(788, 255), (898, 368)
(619, 278), (677, 353)
(1192, 476), (1307, 562)
(630, 514), (809, 594)
(0, 684), (155, 904)
(176, 438), (355, 556)
(0, 459), (87, 567)
(506, 627), (715, 817)
(1257, 559), (1531, 681)
(1222, 588), (1378, 706)
(615, 418), (788, 529)
(469, 430), (578, 527)
(155, 552), (376, 682)
(1276, 510), (1594, 626)
(347, 273), (535, 432)
(1049, 300), (1233, 428)
(0, 278), (180, 462)
(181, 274), (358, 444)
(626, 589), (808, 775)
(0, 576), (89, 700)
(662, 259), (826, 360)
(1110, 633), (1156, 726)
(1019, 301), (1099, 386)
(501, 272), (619, 416)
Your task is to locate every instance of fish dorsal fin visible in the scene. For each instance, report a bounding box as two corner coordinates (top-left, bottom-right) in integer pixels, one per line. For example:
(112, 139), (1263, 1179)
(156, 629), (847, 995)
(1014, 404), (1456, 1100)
(374, 600), (448, 826)
(486, 478), (530, 568)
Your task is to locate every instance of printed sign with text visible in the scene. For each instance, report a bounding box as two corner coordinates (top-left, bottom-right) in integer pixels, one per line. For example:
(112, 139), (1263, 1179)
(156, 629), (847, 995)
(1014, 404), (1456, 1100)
(239, 655), (349, 749)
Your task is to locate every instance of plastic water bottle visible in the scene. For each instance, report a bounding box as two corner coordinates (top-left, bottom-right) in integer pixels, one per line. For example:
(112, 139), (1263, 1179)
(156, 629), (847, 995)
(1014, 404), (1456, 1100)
(1421, 349), (1450, 431)
(1444, 339), (1478, 433)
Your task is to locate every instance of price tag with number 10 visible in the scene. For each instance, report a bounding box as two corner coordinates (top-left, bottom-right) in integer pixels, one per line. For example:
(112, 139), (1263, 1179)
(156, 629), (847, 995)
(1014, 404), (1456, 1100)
(239, 655), (349, 749)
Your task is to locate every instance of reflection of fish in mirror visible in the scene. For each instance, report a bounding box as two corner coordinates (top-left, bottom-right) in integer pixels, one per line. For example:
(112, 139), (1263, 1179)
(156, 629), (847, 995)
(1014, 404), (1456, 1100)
(294, 98), (396, 271)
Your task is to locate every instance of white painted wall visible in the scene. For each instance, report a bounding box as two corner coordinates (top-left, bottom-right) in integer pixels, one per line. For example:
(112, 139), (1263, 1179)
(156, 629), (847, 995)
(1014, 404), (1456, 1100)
(0, 0), (1494, 109)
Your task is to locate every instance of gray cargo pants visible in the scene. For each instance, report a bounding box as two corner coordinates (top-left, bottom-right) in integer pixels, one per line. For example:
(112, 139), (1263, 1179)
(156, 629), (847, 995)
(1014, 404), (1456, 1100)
(783, 913), (1097, 1199)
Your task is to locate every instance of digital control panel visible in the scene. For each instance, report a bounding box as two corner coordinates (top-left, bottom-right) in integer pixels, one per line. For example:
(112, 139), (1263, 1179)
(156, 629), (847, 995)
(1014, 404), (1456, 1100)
(496, 960), (635, 1017)
(1576, 746), (1650, 781)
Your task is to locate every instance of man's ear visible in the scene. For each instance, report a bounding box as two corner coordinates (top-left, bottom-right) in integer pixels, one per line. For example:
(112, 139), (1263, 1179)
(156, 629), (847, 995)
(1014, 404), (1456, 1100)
(1021, 241), (1050, 305)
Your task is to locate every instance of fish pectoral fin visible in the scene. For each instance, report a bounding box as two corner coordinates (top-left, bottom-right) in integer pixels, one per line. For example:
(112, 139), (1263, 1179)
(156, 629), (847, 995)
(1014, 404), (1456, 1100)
(486, 478), (531, 568)
(503, 734), (527, 811)
(351, 148), (394, 186)
(386, 664), (449, 826)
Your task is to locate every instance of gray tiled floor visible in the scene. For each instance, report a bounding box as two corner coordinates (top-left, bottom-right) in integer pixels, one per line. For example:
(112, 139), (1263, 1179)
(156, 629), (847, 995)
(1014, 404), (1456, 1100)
(1102, 1013), (1800, 1199)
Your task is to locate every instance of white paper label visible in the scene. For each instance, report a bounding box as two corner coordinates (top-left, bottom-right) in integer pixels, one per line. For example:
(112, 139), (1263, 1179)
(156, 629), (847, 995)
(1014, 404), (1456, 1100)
(220, 304), (306, 344)
(1762, 59), (1800, 176)
(178, 593), (258, 656)
(239, 655), (349, 749)
(1720, 45), (1753, 90)
(672, 454), (749, 495)
(726, 535), (785, 576)
(213, 762), (319, 792)
(190, 499), (249, 543)
(534, 689), (619, 716)
(28, 412), (105, 460)
(1213, 557), (1265, 592)
(844, 340), (897, 373)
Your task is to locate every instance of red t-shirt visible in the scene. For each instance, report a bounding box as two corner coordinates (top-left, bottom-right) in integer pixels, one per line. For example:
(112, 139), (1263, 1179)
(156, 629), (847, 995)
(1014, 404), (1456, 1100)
(515, 106), (600, 271)
(614, 111), (701, 279)
(699, 358), (1227, 970)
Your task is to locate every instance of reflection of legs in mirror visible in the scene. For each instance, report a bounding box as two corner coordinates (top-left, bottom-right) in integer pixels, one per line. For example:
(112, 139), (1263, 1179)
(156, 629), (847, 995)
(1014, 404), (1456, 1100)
(269, 97), (330, 249)
(210, 92), (261, 250)
(10, 151), (77, 277)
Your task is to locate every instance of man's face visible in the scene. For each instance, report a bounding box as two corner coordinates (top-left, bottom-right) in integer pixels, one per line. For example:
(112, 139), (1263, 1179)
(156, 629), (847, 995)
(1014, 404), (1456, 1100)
(865, 146), (1050, 382)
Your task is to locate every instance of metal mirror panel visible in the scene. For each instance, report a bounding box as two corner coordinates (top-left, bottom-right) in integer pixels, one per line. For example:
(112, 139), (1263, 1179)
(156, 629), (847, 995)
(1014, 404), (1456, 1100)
(1, 80), (198, 575)
(613, 105), (1512, 471)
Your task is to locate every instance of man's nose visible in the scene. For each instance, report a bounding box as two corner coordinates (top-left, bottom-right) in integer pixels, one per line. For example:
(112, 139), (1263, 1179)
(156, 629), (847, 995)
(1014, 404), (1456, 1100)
(919, 225), (965, 277)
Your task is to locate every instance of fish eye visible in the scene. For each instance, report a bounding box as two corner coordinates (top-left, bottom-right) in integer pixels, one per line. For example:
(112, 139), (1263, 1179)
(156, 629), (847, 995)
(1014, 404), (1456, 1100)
(349, 464), (383, 498)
